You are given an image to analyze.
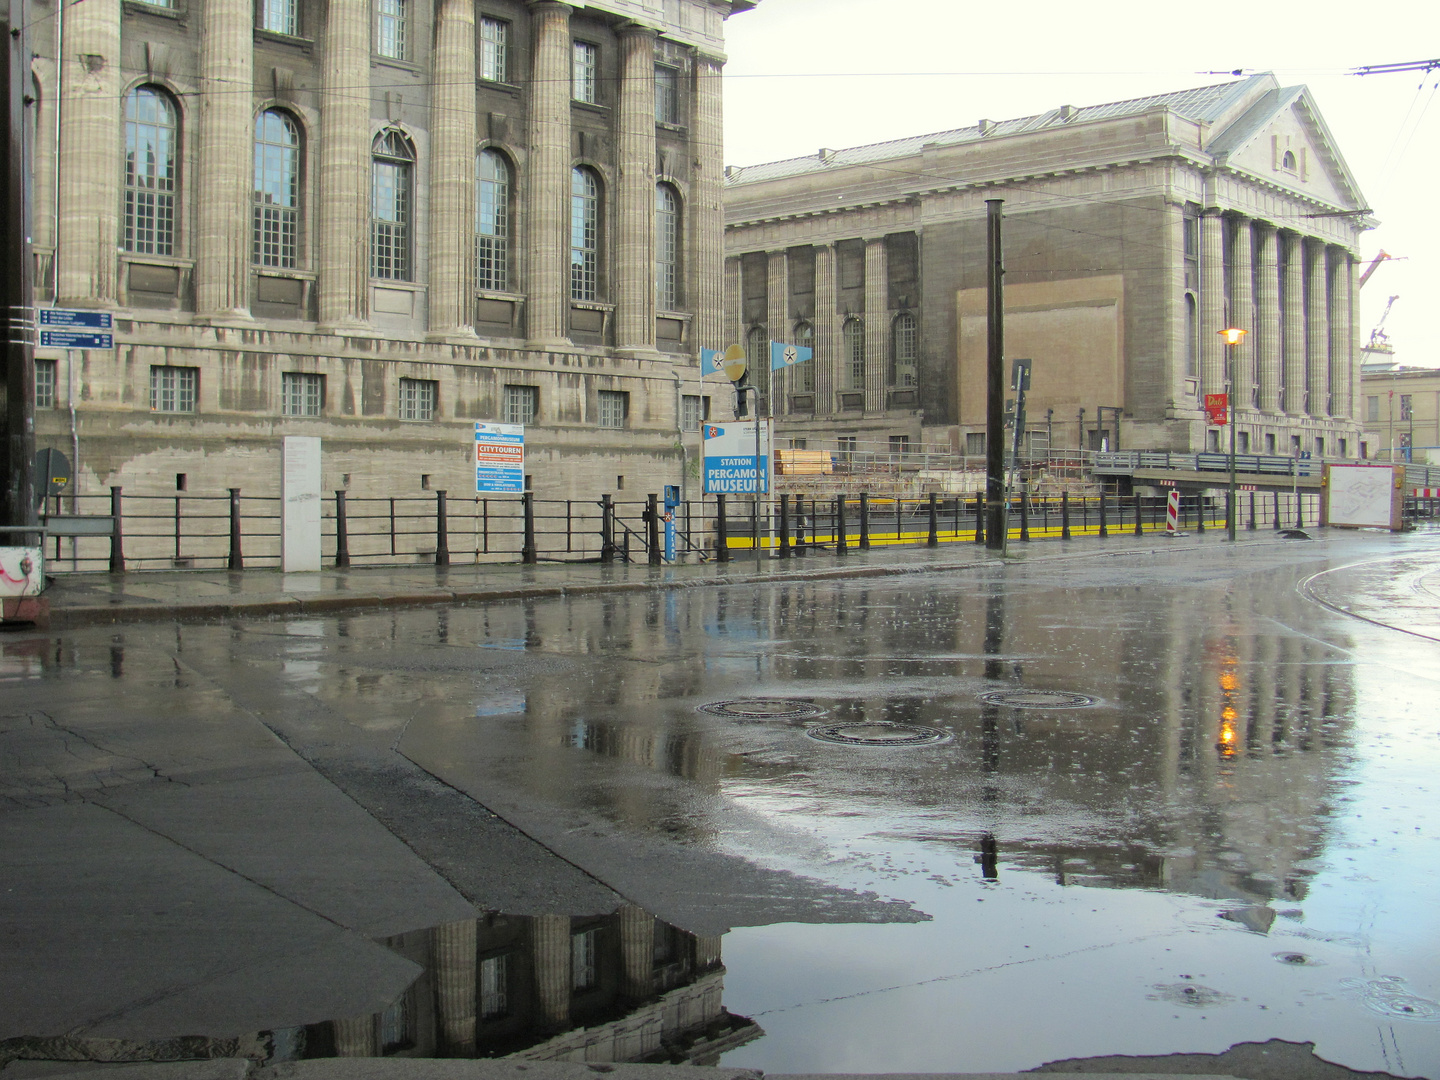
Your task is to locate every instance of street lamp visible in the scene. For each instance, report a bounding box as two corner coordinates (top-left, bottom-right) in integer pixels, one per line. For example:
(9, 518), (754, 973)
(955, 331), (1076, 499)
(1218, 327), (1247, 541)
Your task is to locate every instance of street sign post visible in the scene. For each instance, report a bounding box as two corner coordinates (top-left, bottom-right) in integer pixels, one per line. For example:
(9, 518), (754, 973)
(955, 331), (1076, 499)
(39, 309), (114, 350)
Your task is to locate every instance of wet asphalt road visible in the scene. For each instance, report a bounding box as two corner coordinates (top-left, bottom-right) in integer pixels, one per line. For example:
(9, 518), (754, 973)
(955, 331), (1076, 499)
(2, 529), (1438, 1075)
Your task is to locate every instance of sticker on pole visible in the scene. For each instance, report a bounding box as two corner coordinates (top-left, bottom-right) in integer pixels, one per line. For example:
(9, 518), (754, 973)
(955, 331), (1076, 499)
(476, 422), (524, 493)
(702, 421), (769, 494)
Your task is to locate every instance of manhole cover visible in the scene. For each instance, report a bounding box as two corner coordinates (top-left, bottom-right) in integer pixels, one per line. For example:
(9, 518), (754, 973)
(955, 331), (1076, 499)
(805, 722), (951, 747)
(979, 689), (1097, 709)
(697, 698), (824, 720)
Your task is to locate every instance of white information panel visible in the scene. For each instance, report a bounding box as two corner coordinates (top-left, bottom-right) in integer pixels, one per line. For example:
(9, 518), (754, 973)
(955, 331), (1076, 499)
(702, 421), (771, 494)
(282, 436), (323, 571)
(1323, 463), (1401, 531)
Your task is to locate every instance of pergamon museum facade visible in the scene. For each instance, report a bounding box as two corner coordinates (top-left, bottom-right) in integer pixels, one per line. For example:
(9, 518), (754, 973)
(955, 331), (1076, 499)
(29, 0), (755, 507)
(723, 74), (1372, 460)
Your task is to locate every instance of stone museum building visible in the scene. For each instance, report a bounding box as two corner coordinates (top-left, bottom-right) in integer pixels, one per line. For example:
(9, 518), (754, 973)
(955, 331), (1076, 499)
(30, 0), (755, 503)
(723, 74), (1372, 460)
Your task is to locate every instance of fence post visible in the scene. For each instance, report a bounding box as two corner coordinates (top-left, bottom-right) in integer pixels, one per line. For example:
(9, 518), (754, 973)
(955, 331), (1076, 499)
(927, 492), (938, 546)
(1295, 492), (1304, 529)
(779, 494), (791, 559)
(1273, 490), (1281, 530)
(859, 492), (871, 549)
(647, 493), (662, 566)
(1133, 492), (1143, 536)
(1196, 495), (1205, 532)
(521, 492), (537, 563)
(335, 490), (350, 567)
(1061, 491), (1071, 539)
(1019, 489), (1030, 542)
(600, 493), (616, 563)
(227, 488), (244, 570)
(974, 490), (986, 543)
(108, 486), (125, 572)
(435, 490), (450, 566)
(1248, 491), (1257, 531)
(835, 496), (848, 556)
(1098, 489), (1108, 537)
(795, 494), (807, 552)
(715, 494), (730, 562)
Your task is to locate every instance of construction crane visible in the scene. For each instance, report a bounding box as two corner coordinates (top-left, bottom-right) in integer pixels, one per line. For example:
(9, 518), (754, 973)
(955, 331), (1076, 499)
(1353, 58), (1440, 76)
(1368, 294), (1399, 350)
(1359, 250), (1392, 288)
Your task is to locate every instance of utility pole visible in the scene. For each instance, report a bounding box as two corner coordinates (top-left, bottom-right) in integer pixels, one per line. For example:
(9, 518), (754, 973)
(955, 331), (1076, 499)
(985, 200), (1006, 551)
(2, 0), (38, 534)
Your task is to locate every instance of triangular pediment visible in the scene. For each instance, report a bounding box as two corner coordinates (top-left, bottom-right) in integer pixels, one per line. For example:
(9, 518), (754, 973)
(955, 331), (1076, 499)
(1208, 86), (1366, 210)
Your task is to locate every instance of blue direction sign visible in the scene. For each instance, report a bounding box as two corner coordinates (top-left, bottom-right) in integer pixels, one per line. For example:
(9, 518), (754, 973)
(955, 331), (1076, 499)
(39, 308), (113, 330)
(40, 330), (114, 349)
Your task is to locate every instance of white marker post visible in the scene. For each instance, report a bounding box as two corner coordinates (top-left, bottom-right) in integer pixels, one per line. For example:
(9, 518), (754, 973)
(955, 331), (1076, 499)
(282, 436), (322, 571)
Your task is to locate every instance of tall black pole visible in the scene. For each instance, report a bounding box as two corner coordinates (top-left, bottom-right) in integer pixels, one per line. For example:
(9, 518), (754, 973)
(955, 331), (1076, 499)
(2, 0), (37, 535)
(985, 200), (1006, 550)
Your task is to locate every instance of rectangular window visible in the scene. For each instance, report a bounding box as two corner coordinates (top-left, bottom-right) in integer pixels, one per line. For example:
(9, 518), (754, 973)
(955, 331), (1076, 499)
(965, 432), (985, 456)
(889, 434), (911, 456)
(654, 64), (679, 124)
(261, 0), (297, 35)
(681, 394), (703, 431)
(571, 929), (598, 991)
(1400, 394), (1413, 421)
(150, 366), (198, 413)
(504, 384), (538, 425)
(597, 389), (628, 429)
(372, 159), (411, 280)
(1366, 395), (1379, 422)
(480, 17), (508, 82)
(282, 372), (324, 417)
(838, 436), (857, 457)
(1315, 437), (1325, 458)
(572, 41), (598, 103)
(35, 358), (57, 409)
(480, 954), (509, 1020)
(376, 0), (407, 59)
(1265, 433), (1276, 454)
(398, 377), (437, 421)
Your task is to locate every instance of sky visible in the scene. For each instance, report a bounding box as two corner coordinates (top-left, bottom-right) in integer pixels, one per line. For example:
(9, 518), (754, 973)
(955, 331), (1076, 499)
(720, 0), (1440, 367)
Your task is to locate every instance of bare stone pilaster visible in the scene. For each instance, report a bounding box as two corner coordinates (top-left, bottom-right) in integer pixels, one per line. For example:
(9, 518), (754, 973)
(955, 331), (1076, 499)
(1281, 232), (1306, 416)
(1305, 239), (1329, 419)
(1199, 209), (1225, 398)
(1254, 224), (1281, 413)
(763, 249), (786, 406)
(690, 53), (726, 355)
(525, 1), (573, 346)
(1328, 249), (1352, 420)
(195, 0), (253, 318)
(723, 255), (741, 351)
(1228, 217), (1253, 411)
(864, 238), (887, 410)
(813, 244), (837, 415)
(1346, 255), (1361, 429)
(57, 0), (121, 304)
(427, 0), (477, 336)
(532, 913), (571, 1032)
(429, 919), (477, 1056)
(614, 24), (657, 352)
(318, 0), (371, 328)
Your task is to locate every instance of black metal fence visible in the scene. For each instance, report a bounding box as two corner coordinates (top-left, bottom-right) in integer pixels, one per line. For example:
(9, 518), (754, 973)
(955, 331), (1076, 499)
(31, 485), (1341, 574)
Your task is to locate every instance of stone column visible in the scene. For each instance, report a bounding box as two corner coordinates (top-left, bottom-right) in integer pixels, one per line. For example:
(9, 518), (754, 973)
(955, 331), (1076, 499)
(1328, 249), (1353, 420)
(1347, 255), (1362, 430)
(525, 1), (573, 346)
(1281, 232), (1306, 416)
(723, 256), (741, 350)
(1305, 239), (1329, 418)
(532, 914), (571, 1032)
(614, 24), (657, 352)
(764, 249), (787, 406)
(56, 0), (121, 304)
(1199, 209), (1226, 398)
(864, 238), (887, 411)
(690, 52), (726, 354)
(195, 0), (253, 318)
(1229, 217), (1254, 411)
(427, 0), (477, 336)
(318, 0), (371, 328)
(619, 905), (655, 1001)
(814, 244), (837, 414)
(1254, 224), (1281, 413)
(429, 920), (477, 1056)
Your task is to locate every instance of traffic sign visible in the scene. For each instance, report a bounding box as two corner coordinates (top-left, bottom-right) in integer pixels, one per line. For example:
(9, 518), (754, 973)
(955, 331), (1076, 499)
(40, 330), (113, 349)
(39, 308), (113, 330)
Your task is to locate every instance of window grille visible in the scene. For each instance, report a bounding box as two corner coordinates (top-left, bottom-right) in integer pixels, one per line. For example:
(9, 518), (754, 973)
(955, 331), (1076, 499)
(150, 366), (198, 413)
(480, 18), (508, 82)
(570, 168), (599, 301)
(843, 318), (865, 390)
(681, 394), (703, 431)
(572, 929), (598, 990)
(372, 131), (413, 280)
(654, 64), (679, 124)
(891, 313), (917, 387)
(254, 110), (300, 268)
(655, 185), (678, 310)
(504, 384), (538, 425)
(261, 0), (297, 35)
(376, 0), (407, 58)
(282, 372), (323, 416)
(480, 954), (510, 1019)
(476, 150), (510, 291)
(124, 88), (178, 256)
(597, 390), (628, 429)
(793, 322), (814, 393)
(572, 41), (597, 103)
(398, 377), (436, 421)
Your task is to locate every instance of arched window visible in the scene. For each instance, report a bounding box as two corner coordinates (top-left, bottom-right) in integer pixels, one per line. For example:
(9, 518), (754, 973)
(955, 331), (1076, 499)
(793, 321), (814, 393)
(747, 325), (769, 398)
(1281, 150), (1296, 171)
(253, 109), (300, 268)
(371, 129), (413, 280)
(476, 149), (510, 291)
(655, 184), (679, 310)
(843, 318), (865, 390)
(124, 87), (179, 256)
(570, 167), (600, 301)
(891, 312), (917, 387)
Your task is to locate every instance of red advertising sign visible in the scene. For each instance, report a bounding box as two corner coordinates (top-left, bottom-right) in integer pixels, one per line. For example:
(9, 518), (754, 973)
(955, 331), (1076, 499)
(1204, 393), (1229, 426)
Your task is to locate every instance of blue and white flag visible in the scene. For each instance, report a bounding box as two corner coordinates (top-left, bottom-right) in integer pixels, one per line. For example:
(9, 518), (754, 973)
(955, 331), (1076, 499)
(770, 340), (813, 371)
(700, 347), (726, 376)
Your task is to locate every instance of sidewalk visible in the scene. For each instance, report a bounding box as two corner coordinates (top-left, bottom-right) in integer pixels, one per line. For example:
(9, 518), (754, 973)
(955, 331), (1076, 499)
(33, 529), (1320, 630)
